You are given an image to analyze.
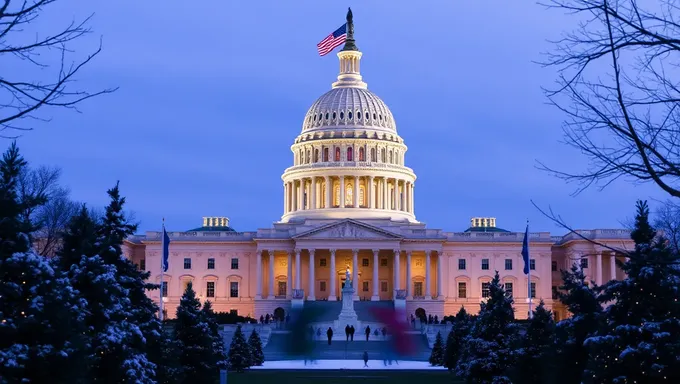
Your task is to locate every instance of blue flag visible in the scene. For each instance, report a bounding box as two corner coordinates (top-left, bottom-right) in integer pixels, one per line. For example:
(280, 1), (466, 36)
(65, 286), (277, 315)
(162, 226), (170, 272)
(521, 224), (530, 275)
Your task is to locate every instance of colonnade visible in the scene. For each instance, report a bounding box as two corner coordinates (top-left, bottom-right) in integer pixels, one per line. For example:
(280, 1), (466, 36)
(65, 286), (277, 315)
(575, 251), (620, 285)
(283, 176), (414, 214)
(254, 249), (442, 301)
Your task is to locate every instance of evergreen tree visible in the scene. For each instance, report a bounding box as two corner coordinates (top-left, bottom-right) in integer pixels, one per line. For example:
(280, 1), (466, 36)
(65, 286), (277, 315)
(553, 264), (602, 384)
(455, 271), (516, 384)
(0, 143), (88, 383)
(227, 325), (252, 372)
(248, 329), (265, 367)
(584, 201), (680, 383)
(512, 300), (556, 384)
(444, 307), (472, 371)
(200, 300), (228, 374)
(97, 182), (171, 382)
(174, 282), (217, 383)
(428, 331), (445, 366)
(57, 196), (156, 382)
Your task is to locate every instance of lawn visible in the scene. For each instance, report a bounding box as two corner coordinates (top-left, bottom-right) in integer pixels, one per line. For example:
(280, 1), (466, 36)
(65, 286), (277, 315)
(227, 369), (461, 384)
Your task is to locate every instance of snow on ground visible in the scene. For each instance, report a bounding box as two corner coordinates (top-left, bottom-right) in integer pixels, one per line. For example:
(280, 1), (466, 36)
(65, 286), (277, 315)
(253, 360), (446, 370)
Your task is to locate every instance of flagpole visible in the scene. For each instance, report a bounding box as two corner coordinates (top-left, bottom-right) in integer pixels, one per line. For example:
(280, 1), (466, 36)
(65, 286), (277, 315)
(527, 219), (533, 320)
(160, 218), (165, 322)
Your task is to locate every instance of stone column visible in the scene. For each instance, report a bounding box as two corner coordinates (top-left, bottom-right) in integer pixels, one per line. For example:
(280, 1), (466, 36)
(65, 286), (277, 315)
(352, 249), (359, 300)
(425, 250), (432, 299)
(406, 251), (412, 299)
(410, 184), (414, 214)
(405, 182), (410, 213)
(308, 249), (316, 300)
(255, 250), (262, 299)
(340, 176), (345, 208)
(329, 249), (337, 301)
(596, 252), (603, 285)
(371, 249), (379, 301)
(311, 177), (317, 210)
(287, 251), (292, 298)
(395, 180), (400, 211)
(268, 251), (275, 299)
(368, 176), (374, 209)
(436, 252), (443, 299)
(401, 180), (406, 211)
(283, 183), (287, 214)
(383, 178), (389, 210)
(325, 176), (331, 208)
(393, 249), (401, 299)
(609, 252), (616, 281)
(295, 249), (301, 289)
(353, 176), (359, 207)
(291, 181), (297, 211)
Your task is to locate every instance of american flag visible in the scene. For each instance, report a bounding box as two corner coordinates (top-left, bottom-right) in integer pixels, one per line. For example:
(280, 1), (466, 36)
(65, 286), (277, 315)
(317, 23), (347, 56)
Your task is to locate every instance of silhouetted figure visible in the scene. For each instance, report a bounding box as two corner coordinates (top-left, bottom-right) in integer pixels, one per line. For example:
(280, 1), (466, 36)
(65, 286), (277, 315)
(345, 325), (350, 341)
(350, 325), (355, 341)
(434, 315), (439, 324)
(259, 315), (264, 324)
(327, 327), (333, 345)
(365, 325), (371, 341)
(316, 328), (321, 340)
(363, 351), (369, 367)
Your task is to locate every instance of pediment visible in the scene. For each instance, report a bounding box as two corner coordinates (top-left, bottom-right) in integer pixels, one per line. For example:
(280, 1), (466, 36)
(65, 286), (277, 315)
(293, 219), (402, 240)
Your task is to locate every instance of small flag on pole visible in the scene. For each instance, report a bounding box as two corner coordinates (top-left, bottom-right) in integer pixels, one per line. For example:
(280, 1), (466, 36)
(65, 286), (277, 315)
(317, 23), (347, 56)
(521, 224), (530, 275)
(162, 225), (170, 272)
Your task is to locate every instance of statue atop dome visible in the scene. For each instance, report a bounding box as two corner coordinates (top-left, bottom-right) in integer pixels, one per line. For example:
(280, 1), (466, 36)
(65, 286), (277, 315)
(341, 7), (358, 52)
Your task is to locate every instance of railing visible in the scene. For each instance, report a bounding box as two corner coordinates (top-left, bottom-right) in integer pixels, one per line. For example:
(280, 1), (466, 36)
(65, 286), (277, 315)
(283, 161), (414, 174)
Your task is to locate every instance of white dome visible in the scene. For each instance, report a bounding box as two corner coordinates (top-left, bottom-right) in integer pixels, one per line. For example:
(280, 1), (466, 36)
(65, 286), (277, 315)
(301, 87), (396, 133)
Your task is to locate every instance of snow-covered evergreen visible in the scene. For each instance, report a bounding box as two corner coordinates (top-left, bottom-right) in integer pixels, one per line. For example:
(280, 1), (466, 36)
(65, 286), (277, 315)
(455, 271), (517, 384)
(553, 264), (602, 384)
(512, 300), (556, 384)
(584, 201), (680, 383)
(443, 307), (471, 371)
(428, 331), (445, 366)
(0, 143), (89, 383)
(248, 329), (265, 367)
(227, 325), (252, 372)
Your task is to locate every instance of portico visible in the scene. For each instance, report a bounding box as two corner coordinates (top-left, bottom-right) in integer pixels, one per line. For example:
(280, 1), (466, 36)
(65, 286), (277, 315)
(254, 219), (445, 303)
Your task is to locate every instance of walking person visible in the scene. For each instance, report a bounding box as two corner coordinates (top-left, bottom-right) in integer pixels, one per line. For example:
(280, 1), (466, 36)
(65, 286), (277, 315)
(365, 325), (371, 341)
(350, 325), (355, 341)
(363, 351), (369, 368)
(327, 327), (333, 345)
(345, 324), (350, 341)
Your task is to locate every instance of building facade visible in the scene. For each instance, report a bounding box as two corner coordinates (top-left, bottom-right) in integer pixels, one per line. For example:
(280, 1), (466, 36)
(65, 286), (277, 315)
(123, 32), (634, 322)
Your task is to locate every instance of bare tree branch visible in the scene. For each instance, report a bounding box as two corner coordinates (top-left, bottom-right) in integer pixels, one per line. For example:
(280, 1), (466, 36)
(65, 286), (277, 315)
(653, 199), (680, 251)
(537, 0), (680, 198)
(0, 0), (116, 136)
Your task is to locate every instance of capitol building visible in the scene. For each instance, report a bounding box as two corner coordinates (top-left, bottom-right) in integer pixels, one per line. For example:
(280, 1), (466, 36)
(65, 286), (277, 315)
(122, 22), (633, 322)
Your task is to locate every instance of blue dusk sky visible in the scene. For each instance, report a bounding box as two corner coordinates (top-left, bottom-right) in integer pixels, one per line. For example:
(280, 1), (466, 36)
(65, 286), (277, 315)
(12, 1), (667, 234)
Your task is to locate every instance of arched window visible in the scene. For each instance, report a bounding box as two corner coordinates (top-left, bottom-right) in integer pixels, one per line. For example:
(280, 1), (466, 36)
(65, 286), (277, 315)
(346, 184), (353, 206)
(359, 147), (365, 161)
(323, 148), (329, 162)
(370, 148), (376, 162)
(306, 150), (310, 164)
(335, 147), (341, 162)
(299, 149), (303, 164)
(381, 148), (386, 163)
(389, 151), (393, 164)
(347, 147), (353, 161)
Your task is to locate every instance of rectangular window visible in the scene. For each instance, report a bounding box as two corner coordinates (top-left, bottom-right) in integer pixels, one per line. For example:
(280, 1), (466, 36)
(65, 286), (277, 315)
(581, 258), (589, 269)
(230, 282), (239, 298)
(414, 282), (423, 297)
(481, 259), (489, 270)
(231, 258), (239, 269)
(530, 282), (536, 298)
(504, 282), (513, 297)
(320, 258), (327, 267)
(161, 281), (168, 297)
(362, 258), (369, 267)
(207, 258), (215, 269)
(504, 259), (512, 270)
(362, 281), (369, 292)
(381, 281), (388, 292)
(206, 282), (215, 298)
(458, 282), (466, 298)
(458, 259), (466, 270)
(230, 309), (238, 316)
(278, 281), (286, 296)
(530, 259), (536, 270)
(320, 281), (326, 292)
(551, 261), (557, 272)
(381, 258), (388, 267)
(140, 259), (146, 271)
(482, 282), (491, 298)
(183, 258), (191, 269)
